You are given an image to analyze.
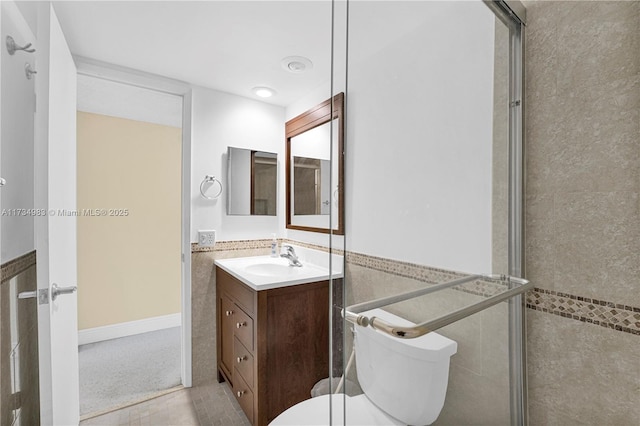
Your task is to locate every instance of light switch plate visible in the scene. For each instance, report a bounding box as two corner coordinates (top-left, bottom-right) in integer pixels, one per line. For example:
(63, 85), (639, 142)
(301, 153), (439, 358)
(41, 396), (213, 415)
(198, 230), (216, 247)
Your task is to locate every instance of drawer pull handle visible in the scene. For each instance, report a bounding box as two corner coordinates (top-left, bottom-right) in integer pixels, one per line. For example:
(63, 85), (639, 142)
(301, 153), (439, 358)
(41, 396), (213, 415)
(237, 355), (247, 363)
(225, 310), (234, 316)
(237, 390), (246, 397)
(236, 321), (247, 328)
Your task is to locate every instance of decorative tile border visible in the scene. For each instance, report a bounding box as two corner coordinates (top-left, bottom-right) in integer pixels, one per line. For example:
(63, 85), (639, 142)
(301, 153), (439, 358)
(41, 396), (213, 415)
(191, 239), (273, 253)
(195, 238), (509, 298)
(281, 239), (344, 256)
(345, 251), (464, 285)
(342, 248), (640, 335)
(191, 238), (345, 254)
(526, 288), (640, 336)
(1, 251), (37, 283)
(346, 251), (512, 299)
(192, 238), (640, 335)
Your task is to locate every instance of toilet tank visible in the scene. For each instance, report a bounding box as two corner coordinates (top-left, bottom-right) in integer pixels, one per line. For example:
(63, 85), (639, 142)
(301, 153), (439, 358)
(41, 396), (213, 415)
(354, 309), (457, 426)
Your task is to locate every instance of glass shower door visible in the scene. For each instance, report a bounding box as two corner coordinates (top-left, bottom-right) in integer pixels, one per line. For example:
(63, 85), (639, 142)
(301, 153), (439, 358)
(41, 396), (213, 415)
(332, 1), (526, 425)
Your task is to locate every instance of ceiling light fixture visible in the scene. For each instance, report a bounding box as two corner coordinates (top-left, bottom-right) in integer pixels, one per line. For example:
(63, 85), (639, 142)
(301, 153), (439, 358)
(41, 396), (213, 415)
(281, 56), (313, 74)
(252, 87), (276, 98)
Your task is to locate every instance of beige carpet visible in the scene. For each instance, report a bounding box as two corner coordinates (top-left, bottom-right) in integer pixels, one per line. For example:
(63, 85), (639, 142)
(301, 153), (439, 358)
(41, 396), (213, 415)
(78, 327), (181, 416)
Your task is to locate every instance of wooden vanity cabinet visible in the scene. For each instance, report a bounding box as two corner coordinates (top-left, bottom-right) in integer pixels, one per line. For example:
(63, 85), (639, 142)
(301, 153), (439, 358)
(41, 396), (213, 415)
(216, 267), (331, 426)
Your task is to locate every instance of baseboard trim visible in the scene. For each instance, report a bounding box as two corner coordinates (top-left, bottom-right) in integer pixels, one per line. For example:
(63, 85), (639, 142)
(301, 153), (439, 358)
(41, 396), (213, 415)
(78, 313), (181, 346)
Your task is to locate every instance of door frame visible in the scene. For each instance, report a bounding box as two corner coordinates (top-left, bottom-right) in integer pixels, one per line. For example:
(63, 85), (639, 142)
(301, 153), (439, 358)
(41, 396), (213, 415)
(74, 55), (193, 387)
(483, 1), (526, 424)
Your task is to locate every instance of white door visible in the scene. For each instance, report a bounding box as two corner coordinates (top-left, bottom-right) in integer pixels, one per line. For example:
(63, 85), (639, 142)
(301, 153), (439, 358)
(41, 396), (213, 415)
(34, 3), (80, 425)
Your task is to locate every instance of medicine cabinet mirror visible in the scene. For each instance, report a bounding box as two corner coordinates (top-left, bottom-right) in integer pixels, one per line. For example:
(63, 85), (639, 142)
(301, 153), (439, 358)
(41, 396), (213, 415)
(286, 93), (344, 234)
(227, 147), (277, 216)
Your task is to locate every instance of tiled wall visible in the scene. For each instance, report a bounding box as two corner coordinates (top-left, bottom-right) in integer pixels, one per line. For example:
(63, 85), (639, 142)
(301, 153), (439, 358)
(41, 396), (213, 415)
(524, 1), (640, 423)
(191, 240), (273, 386)
(0, 252), (40, 426)
(191, 239), (520, 423)
(343, 257), (514, 425)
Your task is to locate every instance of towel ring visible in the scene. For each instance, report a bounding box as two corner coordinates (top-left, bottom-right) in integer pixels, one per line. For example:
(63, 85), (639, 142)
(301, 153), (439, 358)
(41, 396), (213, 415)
(200, 175), (223, 200)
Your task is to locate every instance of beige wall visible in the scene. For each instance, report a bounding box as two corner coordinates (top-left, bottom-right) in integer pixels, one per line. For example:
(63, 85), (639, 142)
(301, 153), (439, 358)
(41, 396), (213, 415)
(524, 1), (640, 424)
(77, 111), (182, 330)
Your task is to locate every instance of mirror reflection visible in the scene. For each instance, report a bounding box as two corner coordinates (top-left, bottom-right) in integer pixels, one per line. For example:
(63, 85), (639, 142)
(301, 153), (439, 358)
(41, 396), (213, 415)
(227, 147), (277, 216)
(290, 120), (336, 216)
(293, 157), (330, 215)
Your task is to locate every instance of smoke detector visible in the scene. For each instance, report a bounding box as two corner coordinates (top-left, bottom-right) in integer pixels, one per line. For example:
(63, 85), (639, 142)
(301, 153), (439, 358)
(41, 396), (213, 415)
(281, 56), (313, 74)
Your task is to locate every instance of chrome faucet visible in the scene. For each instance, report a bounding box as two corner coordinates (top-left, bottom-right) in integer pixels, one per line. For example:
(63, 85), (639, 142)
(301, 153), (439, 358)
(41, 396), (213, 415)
(280, 245), (302, 267)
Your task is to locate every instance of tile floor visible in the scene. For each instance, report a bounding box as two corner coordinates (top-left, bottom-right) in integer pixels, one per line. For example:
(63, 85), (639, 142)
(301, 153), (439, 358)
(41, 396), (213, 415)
(80, 381), (251, 426)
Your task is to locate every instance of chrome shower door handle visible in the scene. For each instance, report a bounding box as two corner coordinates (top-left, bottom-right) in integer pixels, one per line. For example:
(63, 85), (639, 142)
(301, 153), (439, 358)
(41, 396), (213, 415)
(18, 288), (50, 305)
(51, 283), (77, 301)
(0, 177), (6, 187)
(18, 291), (37, 299)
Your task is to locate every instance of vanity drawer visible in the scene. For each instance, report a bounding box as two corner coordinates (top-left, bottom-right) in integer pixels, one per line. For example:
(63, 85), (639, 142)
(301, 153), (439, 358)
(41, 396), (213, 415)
(219, 269), (255, 315)
(234, 337), (254, 388)
(234, 307), (254, 350)
(233, 371), (254, 424)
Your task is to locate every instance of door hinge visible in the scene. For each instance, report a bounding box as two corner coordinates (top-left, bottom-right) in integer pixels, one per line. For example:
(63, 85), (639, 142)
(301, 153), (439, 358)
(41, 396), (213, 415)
(510, 100), (521, 107)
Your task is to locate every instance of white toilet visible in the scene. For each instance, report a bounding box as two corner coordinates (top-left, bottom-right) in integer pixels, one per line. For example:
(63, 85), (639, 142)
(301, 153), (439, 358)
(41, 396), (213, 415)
(270, 308), (457, 426)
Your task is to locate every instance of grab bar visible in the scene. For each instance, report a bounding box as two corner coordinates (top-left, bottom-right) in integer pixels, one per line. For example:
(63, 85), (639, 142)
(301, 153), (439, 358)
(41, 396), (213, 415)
(344, 274), (531, 339)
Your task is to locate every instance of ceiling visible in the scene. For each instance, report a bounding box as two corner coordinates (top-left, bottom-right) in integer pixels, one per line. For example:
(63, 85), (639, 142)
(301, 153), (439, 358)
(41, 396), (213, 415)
(54, 1), (334, 107)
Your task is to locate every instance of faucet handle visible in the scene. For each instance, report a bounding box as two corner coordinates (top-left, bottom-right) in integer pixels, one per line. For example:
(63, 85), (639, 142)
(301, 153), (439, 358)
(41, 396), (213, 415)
(281, 244), (294, 254)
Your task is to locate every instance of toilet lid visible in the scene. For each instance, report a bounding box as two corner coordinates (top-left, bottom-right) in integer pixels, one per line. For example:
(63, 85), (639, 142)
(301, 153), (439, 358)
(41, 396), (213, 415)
(269, 394), (403, 426)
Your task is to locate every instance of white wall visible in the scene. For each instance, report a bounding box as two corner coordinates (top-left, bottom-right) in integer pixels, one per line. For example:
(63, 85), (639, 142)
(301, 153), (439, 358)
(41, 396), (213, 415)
(77, 74), (182, 127)
(189, 1), (496, 274)
(190, 86), (285, 242)
(290, 122), (331, 160)
(1, 1), (36, 263)
(344, 1), (495, 274)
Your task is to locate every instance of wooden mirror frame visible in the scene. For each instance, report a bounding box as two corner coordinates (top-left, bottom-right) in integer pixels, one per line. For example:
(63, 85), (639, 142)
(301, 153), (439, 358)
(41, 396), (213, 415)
(285, 93), (344, 235)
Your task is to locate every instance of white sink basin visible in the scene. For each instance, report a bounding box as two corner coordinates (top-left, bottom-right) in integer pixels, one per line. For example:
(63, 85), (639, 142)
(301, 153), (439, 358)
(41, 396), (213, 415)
(244, 263), (299, 277)
(214, 248), (343, 291)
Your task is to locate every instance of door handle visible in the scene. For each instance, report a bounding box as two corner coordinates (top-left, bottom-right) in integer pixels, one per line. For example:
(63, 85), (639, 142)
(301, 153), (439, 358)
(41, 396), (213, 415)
(0, 177), (6, 187)
(51, 283), (77, 301)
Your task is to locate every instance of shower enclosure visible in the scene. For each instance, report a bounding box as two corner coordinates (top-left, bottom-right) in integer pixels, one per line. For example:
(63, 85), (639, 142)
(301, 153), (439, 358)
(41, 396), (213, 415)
(327, 1), (527, 424)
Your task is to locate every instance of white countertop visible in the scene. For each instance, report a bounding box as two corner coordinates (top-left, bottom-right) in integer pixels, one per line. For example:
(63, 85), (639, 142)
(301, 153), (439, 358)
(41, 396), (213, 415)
(214, 245), (344, 291)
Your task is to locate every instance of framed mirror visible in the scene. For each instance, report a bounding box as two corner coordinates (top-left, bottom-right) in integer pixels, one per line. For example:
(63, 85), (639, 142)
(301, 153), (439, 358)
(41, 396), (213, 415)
(227, 147), (277, 216)
(286, 93), (344, 234)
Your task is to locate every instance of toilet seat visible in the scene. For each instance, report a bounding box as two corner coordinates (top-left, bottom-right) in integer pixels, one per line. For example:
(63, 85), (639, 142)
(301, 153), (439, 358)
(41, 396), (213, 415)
(269, 394), (404, 426)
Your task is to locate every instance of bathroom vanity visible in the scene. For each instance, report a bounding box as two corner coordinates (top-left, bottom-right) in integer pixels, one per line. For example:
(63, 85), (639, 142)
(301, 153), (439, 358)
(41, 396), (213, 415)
(215, 250), (343, 426)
